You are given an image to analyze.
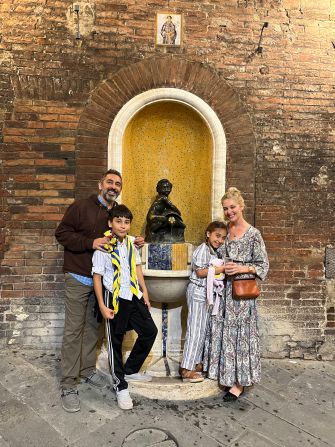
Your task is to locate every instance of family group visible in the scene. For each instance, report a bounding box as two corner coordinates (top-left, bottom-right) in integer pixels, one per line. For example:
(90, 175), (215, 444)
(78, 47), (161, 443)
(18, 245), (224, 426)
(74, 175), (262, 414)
(55, 169), (269, 412)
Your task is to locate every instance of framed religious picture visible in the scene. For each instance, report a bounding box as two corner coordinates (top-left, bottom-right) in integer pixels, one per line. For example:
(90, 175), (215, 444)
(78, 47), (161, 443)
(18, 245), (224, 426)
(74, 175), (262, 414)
(156, 13), (182, 46)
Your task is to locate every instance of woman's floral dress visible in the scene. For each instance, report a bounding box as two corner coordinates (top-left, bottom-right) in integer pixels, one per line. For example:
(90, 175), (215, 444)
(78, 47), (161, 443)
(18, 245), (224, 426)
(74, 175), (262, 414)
(203, 225), (269, 387)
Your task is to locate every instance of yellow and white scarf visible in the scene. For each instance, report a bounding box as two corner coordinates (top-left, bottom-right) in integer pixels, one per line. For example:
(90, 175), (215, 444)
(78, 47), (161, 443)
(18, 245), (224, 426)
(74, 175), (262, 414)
(104, 231), (140, 314)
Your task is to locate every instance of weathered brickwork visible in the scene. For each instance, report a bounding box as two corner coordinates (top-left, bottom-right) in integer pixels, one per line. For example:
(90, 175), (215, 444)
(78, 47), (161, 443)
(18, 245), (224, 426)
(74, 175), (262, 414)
(0, 0), (334, 357)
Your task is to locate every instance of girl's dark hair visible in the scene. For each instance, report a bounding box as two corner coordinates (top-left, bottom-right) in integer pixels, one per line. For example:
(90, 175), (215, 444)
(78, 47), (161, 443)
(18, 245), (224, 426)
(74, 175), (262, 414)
(205, 220), (226, 239)
(108, 204), (133, 222)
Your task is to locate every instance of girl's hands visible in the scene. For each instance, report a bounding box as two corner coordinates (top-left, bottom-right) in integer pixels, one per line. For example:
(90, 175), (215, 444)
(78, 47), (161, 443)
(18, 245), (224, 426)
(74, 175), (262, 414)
(215, 264), (226, 275)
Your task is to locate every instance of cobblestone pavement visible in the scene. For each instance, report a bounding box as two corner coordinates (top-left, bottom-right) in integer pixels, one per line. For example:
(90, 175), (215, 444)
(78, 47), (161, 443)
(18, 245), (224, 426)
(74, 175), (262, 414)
(0, 349), (334, 447)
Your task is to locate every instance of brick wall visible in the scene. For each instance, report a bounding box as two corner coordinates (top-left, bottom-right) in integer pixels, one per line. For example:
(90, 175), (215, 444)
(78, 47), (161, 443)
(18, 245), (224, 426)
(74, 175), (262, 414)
(0, 0), (334, 357)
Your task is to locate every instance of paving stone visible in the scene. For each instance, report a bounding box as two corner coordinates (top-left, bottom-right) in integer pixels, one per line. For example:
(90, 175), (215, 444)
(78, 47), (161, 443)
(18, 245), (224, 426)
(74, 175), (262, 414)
(0, 384), (13, 404)
(244, 384), (287, 414)
(76, 383), (122, 420)
(272, 401), (335, 445)
(260, 360), (306, 392)
(318, 361), (335, 377)
(238, 407), (330, 447)
(234, 430), (282, 447)
(21, 351), (61, 379)
(283, 371), (335, 412)
(130, 376), (222, 401)
(180, 399), (249, 446)
(0, 356), (47, 393)
(9, 378), (113, 444)
(0, 355), (13, 374)
(0, 434), (10, 447)
(0, 399), (67, 447)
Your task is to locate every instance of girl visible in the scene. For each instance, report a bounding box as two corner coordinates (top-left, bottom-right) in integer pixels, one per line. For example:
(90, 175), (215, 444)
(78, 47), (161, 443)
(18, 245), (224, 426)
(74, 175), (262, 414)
(180, 221), (227, 382)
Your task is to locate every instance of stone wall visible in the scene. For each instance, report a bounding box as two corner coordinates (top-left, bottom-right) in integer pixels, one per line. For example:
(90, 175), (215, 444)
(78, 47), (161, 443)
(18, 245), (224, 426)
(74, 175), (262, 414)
(0, 0), (334, 358)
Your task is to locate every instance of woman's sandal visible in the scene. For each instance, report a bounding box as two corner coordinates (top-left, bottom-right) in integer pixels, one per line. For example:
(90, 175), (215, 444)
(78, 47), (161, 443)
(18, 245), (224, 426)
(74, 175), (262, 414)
(180, 368), (204, 383)
(222, 388), (244, 402)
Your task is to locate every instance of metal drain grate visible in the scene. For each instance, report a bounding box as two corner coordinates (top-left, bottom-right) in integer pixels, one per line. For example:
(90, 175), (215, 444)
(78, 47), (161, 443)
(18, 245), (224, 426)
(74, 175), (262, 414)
(122, 428), (179, 446)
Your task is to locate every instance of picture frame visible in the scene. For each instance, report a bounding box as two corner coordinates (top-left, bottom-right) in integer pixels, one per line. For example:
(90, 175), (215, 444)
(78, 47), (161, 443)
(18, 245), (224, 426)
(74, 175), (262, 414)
(156, 13), (182, 46)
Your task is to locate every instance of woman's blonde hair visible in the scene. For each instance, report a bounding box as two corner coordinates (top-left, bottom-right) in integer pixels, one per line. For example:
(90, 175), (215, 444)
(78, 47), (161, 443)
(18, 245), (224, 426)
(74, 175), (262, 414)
(221, 187), (245, 208)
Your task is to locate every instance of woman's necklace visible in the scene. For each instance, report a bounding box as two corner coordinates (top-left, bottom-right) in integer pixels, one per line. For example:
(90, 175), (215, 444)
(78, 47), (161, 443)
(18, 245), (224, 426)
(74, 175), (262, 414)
(229, 224), (244, 239)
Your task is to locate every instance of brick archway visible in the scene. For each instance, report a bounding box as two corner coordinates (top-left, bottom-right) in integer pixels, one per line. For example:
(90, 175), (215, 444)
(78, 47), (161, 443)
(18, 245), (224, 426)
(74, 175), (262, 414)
(76, 55), (256, 222)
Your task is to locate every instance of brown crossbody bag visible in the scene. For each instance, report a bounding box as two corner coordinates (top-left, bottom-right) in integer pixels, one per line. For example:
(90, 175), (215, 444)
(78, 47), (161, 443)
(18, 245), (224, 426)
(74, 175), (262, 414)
(230, 236), (260, 300)
(232, 277), (260, 300)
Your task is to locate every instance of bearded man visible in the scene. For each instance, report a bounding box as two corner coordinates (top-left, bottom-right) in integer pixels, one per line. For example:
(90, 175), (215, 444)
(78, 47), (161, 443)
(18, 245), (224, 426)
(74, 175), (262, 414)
(55, 169), (143, 412)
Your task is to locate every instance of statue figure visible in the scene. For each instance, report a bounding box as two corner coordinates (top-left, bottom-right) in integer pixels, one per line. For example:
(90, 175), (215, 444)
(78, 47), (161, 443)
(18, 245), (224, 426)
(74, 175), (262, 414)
(145, 179), (186, 243)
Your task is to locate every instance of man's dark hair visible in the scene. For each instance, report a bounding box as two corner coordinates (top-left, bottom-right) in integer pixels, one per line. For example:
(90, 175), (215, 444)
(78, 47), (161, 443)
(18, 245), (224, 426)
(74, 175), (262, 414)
(100, 169), (122, 183)
(108, 204), (133, 222)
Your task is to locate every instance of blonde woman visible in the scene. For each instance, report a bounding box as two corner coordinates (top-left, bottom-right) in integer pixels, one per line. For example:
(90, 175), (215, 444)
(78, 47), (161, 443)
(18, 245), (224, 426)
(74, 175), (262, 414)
(203, 187), (269, 401)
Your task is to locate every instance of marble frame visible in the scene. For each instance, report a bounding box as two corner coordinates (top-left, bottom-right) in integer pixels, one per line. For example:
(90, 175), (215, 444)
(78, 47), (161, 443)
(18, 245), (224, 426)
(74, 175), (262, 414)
(108, 87), (227, 222)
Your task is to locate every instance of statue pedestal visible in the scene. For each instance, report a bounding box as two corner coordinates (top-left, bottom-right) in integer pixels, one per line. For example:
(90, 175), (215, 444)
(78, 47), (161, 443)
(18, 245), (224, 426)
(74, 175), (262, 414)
(141, 243), (192, 377)
(142, 301), (185, 377)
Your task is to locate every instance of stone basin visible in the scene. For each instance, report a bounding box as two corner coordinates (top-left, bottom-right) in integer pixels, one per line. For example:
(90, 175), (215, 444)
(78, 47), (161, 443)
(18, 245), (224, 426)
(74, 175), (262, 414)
(143, 269), (190, 303)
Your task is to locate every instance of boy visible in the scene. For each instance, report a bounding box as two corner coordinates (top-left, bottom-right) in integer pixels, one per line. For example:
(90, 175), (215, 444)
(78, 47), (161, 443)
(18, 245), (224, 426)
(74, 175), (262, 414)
(92, 204), (157, 410)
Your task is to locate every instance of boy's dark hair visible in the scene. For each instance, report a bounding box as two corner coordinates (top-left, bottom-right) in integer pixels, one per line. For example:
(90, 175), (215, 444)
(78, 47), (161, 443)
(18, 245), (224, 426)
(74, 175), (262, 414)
(108, 204), (133, 222)
(205, 220), (226, 239)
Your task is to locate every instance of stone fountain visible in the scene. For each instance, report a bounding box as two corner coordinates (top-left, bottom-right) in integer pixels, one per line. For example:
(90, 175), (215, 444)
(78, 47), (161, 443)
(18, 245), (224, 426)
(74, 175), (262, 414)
(142, 179), (191, 377)
(132, 179), (220, 399)
(97, 179), (221, 399)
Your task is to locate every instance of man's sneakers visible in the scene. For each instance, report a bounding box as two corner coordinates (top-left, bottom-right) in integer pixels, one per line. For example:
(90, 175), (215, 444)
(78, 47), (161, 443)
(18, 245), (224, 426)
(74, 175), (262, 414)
(80, 370), (106, 389)
(61, 389), (80, 413)
(116, 388), (133, 410)
(124, 372), (152, 382)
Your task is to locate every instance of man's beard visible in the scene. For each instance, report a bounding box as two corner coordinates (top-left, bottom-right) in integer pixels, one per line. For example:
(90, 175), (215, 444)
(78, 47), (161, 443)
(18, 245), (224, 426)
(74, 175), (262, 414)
(102, 189), (119, 203)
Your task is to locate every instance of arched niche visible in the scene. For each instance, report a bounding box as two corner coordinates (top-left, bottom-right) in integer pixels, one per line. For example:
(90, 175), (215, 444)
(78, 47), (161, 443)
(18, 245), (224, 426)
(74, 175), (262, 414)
(75, 56), (256, 224)
(108, 88), (226, 242)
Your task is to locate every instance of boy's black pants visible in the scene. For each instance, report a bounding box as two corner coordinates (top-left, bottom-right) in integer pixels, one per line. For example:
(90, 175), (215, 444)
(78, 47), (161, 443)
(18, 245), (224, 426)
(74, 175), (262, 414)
(104, 292), (158, 392)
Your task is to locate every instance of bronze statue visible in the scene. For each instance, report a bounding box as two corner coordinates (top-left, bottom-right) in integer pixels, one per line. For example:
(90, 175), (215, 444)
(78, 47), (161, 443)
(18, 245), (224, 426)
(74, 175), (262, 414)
(145, 179), (186, 243)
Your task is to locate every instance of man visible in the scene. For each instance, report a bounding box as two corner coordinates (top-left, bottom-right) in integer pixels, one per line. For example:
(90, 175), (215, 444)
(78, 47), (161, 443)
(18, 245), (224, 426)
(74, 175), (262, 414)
(56, 169), (142, 413)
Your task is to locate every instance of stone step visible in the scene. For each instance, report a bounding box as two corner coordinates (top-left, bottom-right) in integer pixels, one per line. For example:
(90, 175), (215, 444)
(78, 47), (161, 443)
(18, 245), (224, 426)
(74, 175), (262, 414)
(129, 376), (221, 401)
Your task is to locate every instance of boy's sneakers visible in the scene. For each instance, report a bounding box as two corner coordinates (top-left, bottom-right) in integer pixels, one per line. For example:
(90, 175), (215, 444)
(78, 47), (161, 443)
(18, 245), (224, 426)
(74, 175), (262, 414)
(61, 389), (80, 413)
(124, 372), (152, 382)
(80, 370), (106, 389)
(116, 389), (133, 410)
